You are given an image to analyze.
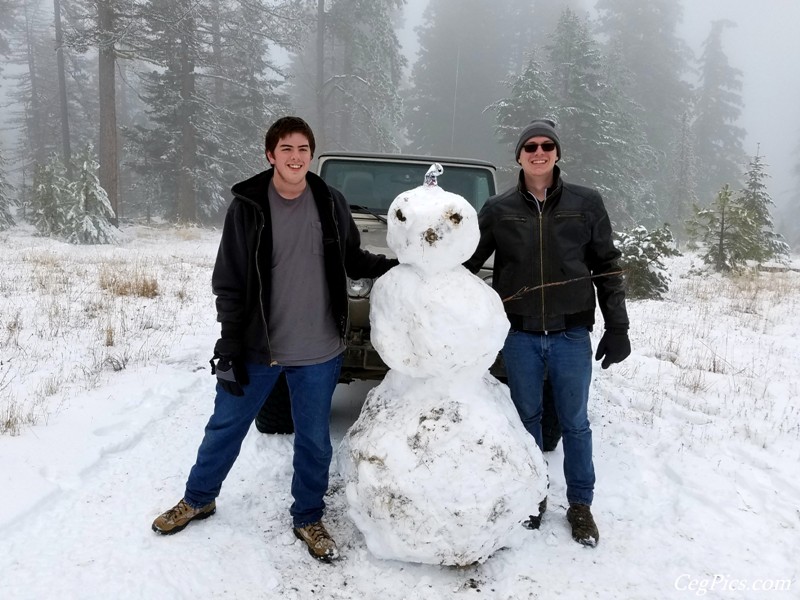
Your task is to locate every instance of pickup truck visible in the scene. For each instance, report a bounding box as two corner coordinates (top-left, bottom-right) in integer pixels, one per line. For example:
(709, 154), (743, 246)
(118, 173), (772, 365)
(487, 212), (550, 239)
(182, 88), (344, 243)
(254, 152), (561, 450)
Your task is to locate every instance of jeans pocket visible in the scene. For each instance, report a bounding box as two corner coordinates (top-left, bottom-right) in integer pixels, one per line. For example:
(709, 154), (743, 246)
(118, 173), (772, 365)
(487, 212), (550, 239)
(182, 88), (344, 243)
(563, 326), (590, 341)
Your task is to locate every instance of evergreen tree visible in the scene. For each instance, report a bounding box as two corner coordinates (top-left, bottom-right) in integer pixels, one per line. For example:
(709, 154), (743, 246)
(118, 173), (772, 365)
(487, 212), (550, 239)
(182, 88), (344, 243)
(0, 0), (20, 66)
(545, 8), (650, 224)
(6, 0), (96, 203)
(0, 147), (16, 230)
(692, 20), (746, 203)
(504, 0), (582, 76)
(615, 225), (680, 300)
(132, 0), (294, 223)
(287, 0), (405, 153)
(30, 154), (70, 236)
(595, 0), (692, 203)
(63, 145), (119, 244)
(662, 111), (699, 241)
(204, 0), (290, 183)
(545, 9), (606, 175)
(404, 0), (508, 163)
(685, 184), (752, 272)
(596, 40), (658, 225)
(489, 53), (556, 185)
(735, 150), (790, 263)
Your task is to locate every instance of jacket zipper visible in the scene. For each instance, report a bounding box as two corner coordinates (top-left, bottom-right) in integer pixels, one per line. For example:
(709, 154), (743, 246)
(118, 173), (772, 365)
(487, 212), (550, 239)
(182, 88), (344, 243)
(530, 192), (548, 335)
(253, 210), (278, 366)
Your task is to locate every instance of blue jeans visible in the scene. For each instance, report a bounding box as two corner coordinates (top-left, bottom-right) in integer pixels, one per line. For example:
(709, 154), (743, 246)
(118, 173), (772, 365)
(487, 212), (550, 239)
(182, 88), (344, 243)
(502, 327), (595, 506)
(184, 353), (343, 527)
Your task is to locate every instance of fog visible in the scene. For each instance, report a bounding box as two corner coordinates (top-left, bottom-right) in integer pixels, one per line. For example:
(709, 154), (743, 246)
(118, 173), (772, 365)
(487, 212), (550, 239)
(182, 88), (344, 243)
(399, 0), (800, 209)
(0, 0), (798, 243)
(680, 0), (800, 211)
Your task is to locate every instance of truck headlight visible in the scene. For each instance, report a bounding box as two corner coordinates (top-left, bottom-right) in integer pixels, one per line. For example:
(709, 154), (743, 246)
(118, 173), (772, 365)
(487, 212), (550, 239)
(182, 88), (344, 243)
(347, 277), (373, 298)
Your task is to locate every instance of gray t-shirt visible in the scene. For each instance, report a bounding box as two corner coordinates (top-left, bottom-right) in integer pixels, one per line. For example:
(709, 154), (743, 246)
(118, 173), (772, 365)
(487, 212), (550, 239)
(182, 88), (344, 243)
(267, 181), (344, 366)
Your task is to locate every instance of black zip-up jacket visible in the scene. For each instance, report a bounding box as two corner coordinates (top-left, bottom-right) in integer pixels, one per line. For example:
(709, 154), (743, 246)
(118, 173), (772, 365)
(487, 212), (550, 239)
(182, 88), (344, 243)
(212, 168), (397, 364)
(465, 166), (628, 333)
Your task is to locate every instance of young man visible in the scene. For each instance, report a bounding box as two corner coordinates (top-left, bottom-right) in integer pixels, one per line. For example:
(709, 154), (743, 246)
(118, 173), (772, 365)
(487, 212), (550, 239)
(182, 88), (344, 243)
(152, 116), (396, 562)
(465, 119), (630, 547)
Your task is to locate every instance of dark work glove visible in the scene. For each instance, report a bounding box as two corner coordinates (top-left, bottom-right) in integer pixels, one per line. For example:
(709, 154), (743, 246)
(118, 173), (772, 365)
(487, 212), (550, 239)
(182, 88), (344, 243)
(594, 328), (631, 369)
(210, 353), (249, 396)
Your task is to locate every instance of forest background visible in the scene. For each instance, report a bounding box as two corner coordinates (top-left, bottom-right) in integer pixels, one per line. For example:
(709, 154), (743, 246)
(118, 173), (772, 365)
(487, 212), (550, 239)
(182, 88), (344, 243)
(0, 0), (799, 249)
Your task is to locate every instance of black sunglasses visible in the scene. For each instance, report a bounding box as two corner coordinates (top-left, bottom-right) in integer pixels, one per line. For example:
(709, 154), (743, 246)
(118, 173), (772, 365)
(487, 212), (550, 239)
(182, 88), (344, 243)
(522, 142), (557, 153)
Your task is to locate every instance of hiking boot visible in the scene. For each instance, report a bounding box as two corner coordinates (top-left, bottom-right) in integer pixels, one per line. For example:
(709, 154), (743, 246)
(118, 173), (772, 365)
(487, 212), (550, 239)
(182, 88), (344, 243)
(293, 520), (340, 562)
(152, 499), (216, 535)
(567, 503), (599, 547)
(523, 496), (548, 530)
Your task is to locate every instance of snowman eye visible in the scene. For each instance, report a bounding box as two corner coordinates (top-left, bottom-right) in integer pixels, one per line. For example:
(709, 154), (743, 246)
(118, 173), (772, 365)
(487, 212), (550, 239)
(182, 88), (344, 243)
(449, 212), (462, 225)
(395, 209), (406, 222)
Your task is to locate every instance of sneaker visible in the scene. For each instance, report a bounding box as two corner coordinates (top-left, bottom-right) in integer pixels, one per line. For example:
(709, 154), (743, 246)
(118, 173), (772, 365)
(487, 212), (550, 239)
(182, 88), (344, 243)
(523, 496), (548, 530)
(152, 499), (216, 535)
(567, 503), (599, 547)
(293, 520), (340, 562)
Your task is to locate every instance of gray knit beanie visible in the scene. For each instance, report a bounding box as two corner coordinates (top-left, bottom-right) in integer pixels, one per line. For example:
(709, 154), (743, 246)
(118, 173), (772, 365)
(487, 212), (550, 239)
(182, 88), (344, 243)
(515, 119), (561, 161)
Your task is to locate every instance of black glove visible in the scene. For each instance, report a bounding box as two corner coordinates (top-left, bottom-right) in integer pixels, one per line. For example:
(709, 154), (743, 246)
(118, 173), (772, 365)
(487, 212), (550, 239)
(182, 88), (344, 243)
(594, 328), (631, 369)
(210, 353), (249, 396)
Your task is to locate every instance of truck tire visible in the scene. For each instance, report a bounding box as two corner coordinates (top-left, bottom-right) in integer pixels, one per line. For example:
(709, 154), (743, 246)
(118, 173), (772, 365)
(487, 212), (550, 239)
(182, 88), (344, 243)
(255, 372), (294, 434)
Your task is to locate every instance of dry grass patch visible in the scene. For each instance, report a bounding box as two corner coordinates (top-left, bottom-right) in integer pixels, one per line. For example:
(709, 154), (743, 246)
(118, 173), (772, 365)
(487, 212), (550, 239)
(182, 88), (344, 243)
(99, 266), (159, 298)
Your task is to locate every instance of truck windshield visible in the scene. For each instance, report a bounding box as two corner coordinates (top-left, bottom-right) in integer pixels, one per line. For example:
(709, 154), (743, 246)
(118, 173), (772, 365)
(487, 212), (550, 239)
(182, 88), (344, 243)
(320, 160), (495, 214)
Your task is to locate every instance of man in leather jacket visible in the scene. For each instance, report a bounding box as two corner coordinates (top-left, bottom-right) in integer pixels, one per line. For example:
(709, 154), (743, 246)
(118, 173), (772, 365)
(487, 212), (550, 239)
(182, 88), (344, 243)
(466, 119), (631, 547)
(152, 117), (396, 562)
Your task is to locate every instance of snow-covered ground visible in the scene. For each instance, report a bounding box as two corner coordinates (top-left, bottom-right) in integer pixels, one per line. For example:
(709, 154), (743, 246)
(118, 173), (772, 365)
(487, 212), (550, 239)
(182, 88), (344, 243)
(0, 224), (798, 600)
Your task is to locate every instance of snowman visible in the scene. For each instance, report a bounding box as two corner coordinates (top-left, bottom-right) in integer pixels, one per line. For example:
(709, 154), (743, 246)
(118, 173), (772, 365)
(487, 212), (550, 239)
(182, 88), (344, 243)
(339, 165), (547, 566)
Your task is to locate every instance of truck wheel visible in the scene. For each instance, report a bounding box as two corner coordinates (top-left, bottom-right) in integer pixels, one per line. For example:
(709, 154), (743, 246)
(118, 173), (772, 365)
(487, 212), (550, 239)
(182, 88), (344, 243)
(255, 372), (294, 434)
(541, 377), (561, 451)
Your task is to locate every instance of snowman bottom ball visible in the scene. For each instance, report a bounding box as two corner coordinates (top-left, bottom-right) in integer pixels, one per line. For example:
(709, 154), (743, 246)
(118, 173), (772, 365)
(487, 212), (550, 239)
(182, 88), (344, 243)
(339, 370), (547, 566)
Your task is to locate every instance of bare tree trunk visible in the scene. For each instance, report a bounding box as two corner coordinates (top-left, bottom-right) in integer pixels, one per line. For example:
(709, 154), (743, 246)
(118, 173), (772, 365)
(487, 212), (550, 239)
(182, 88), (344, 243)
(24, 7), (46, 166)
(315, 0), (326, 150)
(177, 11), (197, 223)
(339, 45), (353, 150)
(210, 0), (223, 106)
(53, 0), (72, 176)
(97, 0), (119, 224)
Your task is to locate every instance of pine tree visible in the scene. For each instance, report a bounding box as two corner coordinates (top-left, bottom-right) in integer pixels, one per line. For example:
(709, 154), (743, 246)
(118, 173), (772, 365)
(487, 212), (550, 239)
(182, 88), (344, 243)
(287, 0), (405, 153)
(0, 0), (20, 65)
(131, 0), (294, 223)
(30, 155), (70, 236)
(615, 225), (681, 300)
(63, 145), (119, 244)
(0, 147), (16, 230)
(546, 8), (651, 224)
(686, 184), (752, 272)
(404, 0), (508, 163)
(545, 9), (606, 176)
(595, 0), (692, 204)
(204, 0), (290, 184)
(596, 40), (658, 225)
(489, 53), (556, 184)
(693, 20), (746, 203)
(662, 111), (699, 241)
(6, 0), (97, 205)
(736, 150), (789, 263)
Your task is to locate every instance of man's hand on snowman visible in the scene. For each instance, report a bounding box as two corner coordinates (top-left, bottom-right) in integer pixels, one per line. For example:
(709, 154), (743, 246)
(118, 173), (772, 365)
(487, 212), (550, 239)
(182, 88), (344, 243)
(594, 327), (631, 369)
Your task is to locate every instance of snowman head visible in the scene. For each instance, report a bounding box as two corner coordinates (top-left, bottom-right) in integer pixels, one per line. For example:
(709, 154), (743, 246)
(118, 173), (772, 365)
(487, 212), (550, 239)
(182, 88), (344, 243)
(386, 164), (479, 273)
